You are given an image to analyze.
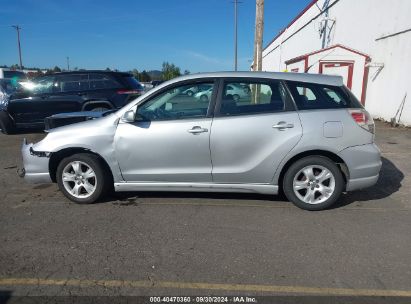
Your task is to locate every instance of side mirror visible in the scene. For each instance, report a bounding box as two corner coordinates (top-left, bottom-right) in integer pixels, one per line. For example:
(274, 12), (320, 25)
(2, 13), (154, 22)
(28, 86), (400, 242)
(122, 110), (135, 123)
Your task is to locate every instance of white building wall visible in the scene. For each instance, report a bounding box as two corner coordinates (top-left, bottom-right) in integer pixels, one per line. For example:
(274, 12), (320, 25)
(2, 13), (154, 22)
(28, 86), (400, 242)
(262, 0), (411, 125)
(365, 31), (411, 125)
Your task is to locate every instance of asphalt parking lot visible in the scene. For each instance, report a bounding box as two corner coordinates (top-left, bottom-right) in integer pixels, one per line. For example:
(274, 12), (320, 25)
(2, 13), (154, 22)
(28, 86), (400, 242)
(0, 121), (411, 299)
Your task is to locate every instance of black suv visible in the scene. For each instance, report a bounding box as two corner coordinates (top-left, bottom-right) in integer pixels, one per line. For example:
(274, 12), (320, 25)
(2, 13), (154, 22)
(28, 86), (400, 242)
(0, 71), (143, 132)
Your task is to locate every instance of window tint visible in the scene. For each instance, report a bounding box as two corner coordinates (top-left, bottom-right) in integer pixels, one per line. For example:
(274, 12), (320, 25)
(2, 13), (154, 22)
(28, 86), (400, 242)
(287, 81), (356, 110)
(89, 74), (121, 90)
(56, 74), (89, 92)
(137, 82), (214, 121)
(220, 81), (285, 116)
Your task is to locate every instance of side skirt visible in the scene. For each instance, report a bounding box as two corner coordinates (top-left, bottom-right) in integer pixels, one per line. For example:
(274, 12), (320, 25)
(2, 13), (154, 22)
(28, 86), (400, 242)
(114, 182), (278, 195)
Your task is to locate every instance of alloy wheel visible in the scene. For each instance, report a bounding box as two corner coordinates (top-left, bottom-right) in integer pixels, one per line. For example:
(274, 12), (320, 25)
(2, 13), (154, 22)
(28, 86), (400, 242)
(62, 161), (97, 198)
(292, 165), (335, 205)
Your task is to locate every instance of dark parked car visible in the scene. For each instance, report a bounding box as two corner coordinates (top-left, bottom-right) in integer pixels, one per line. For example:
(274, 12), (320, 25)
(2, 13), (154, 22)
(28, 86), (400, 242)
(0, 71), (143, 133)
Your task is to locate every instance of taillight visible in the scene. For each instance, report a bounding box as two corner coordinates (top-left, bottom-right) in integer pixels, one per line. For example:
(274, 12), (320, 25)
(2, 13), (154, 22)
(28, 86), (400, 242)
(117, 89), (142, 95)
(348, 108), (375, 134)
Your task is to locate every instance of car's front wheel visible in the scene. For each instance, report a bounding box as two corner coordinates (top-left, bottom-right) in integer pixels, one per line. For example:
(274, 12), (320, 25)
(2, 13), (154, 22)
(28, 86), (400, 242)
(56, 153), (109, 204)
(283, 156), (344, 211)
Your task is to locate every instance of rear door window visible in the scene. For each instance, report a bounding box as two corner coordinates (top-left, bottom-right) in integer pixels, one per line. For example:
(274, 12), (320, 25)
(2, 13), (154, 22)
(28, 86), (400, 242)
(286, 81), (357, 110)
(56, 74), (89, 93)
(89, 74), (121, 90)
(218, 80), (287, 116)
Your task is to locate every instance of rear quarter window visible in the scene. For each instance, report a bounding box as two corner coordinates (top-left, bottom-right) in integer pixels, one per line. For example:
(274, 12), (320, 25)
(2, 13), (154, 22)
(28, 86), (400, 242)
(286, 81), (361, 110)
(123, 76), (143, 90)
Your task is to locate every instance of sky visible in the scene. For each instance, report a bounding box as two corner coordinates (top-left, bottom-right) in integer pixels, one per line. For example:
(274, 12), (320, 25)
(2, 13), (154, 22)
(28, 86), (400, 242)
(0, 0), (311, 72)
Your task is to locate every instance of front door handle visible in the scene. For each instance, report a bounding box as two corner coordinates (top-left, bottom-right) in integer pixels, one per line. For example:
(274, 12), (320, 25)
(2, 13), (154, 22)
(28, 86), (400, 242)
(272, 121), (294, 130)
(188, 126), (208, 134)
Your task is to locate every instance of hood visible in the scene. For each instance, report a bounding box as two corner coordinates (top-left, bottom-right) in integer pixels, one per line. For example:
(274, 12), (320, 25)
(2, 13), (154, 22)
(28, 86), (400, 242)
(47, 112), (118, 134)
(34, 113), (119, 152)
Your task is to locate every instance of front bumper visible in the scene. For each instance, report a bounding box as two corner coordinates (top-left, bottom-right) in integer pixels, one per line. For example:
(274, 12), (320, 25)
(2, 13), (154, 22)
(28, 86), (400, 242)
(338, 143), (382, 191)
(20, 139), (52, 183)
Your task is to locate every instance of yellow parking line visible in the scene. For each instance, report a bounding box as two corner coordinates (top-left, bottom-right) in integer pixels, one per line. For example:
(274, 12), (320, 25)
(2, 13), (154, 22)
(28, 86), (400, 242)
(1, 277), (411, 296)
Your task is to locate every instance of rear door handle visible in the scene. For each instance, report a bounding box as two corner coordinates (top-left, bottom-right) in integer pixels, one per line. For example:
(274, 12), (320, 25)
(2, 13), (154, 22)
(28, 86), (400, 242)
(188, 126), (208, 134)
(272, 121), (294, 130)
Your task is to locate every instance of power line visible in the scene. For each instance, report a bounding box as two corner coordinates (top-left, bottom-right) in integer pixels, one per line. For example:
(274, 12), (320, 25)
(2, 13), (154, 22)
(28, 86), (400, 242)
(11, 25), (23, 69)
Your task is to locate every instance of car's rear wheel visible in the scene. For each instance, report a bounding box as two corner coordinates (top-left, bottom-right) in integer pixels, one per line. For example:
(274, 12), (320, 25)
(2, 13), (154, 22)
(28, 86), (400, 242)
(186, 90), (194, 96)
(0, 111), (14, 134)
(233, 94), (240, 102)
(200, 95), (208, 102)
(283, 156), (344, 211)
(56, 153), (108, 204)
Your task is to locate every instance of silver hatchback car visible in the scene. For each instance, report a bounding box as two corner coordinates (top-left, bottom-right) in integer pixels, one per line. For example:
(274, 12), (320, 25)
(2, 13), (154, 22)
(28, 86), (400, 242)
(21, 72), (381, 210)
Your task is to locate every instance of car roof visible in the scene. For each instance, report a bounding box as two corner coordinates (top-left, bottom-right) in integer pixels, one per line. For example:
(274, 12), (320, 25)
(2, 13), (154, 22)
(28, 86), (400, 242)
(51, 70), (132, 77)
(172, 71), (344, 86)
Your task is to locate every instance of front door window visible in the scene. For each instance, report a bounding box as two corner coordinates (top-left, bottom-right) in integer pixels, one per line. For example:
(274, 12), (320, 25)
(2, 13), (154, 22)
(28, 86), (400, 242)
(137, 82), (214, 121)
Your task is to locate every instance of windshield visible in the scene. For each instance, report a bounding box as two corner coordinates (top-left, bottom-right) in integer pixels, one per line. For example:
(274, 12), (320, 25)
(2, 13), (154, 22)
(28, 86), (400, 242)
(20, 76), (55, 94)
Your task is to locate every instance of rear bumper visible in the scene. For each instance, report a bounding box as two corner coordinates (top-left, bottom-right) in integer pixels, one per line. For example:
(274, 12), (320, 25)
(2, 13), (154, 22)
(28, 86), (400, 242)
(20, 139), (52, 183)
(338, 143), (382, 191)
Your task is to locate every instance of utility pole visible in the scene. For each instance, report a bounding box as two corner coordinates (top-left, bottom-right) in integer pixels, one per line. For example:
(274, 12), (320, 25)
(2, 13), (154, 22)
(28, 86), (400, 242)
(233, 0), (241, 71)
(66, 57), (70, 71)
(12, 25), (23, 69)
(252, 0), (264, 71)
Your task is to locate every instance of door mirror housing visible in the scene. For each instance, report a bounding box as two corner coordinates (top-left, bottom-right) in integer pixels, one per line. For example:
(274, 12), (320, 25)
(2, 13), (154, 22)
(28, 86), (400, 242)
(122, 110), (136, 123)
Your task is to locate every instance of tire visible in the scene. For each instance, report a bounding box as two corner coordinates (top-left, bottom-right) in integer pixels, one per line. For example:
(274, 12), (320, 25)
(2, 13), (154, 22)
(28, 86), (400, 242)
(200, 95), (208, 102)
(56, 153), (109, 204)
(233, 94), (240, 102)
(0, 111), (14, 135)
(186, 90), (193, 97)
(282, 156), (344, 211)
(90, 106), (110, 112)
